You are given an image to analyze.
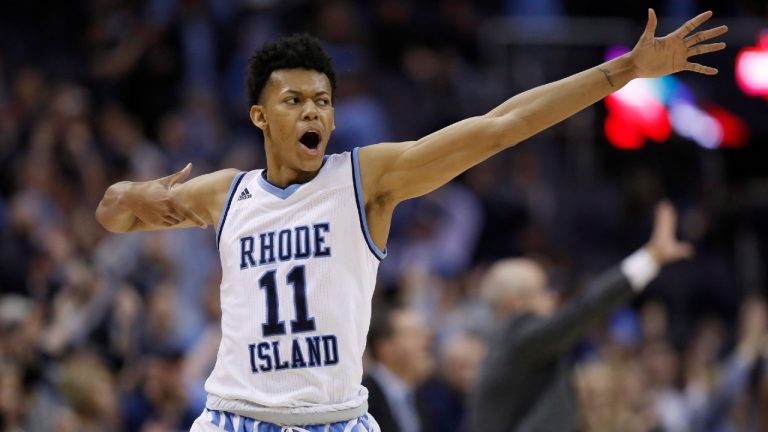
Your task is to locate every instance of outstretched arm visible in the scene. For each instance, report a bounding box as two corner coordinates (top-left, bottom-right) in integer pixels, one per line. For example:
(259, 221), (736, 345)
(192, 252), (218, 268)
(95, 164), (239, 233)
(360, 10), (727, 246)
(512, 201), (694, 362)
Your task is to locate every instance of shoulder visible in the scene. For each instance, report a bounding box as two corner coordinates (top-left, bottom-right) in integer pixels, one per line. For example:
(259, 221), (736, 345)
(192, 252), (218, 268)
(355, 142), (413, 204)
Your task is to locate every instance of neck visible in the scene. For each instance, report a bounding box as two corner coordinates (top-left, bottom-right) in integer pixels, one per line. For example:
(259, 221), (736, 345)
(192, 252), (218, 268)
(265, 164), (320, 188)
(264, 145), (323, 187)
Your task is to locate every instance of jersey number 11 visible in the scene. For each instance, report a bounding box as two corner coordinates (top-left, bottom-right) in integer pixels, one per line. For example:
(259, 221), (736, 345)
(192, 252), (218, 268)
(258, 266), (316, 337)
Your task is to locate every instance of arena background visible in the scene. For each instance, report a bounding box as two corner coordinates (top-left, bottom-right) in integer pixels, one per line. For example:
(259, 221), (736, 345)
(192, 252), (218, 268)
(1, 0), (767, 430)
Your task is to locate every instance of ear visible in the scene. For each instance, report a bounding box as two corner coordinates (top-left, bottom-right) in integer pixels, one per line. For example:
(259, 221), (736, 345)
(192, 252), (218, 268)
(250, 105), (267, 130)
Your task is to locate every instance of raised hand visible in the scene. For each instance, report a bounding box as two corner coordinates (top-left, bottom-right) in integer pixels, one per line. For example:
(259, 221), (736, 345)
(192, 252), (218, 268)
(128, 163), (207, 228)
(646, 201), (695, 265)
(629, 9), (727, 78)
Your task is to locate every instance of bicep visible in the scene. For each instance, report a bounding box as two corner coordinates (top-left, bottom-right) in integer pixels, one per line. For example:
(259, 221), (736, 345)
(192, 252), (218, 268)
(361, 115), (522, 204)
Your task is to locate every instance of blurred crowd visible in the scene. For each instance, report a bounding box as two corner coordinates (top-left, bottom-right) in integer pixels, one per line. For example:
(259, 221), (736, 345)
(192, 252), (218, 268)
(1, 0), (767, 431)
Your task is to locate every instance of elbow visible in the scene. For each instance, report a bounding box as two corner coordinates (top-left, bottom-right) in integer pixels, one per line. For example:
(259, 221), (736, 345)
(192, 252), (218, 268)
(94, 203), (121, 233)
(484, 114), (526, 151)
(95, 186), (133, 233)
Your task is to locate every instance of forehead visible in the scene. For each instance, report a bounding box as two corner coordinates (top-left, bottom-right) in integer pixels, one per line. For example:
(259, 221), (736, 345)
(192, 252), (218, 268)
(264, 69), (332, 98)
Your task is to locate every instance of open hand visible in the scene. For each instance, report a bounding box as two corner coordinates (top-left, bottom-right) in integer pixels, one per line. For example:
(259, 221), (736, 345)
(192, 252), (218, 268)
(629, 9), (727, 78)
(646, 201), (694, 265)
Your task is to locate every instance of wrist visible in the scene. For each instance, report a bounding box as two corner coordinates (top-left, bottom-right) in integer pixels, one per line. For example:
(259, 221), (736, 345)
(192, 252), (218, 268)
(645, 244), (664, 266)
(603, 53), (639, 88)
(622, 52), (640, 81)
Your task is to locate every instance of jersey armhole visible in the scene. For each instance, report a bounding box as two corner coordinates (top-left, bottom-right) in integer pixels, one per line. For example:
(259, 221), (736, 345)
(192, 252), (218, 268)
(216, 171), (246, 249)
(351, 148), (387, 260)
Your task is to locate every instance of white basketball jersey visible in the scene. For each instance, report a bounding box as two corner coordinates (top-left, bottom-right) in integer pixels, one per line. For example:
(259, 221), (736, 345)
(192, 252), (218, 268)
(205, 149), (385, 422)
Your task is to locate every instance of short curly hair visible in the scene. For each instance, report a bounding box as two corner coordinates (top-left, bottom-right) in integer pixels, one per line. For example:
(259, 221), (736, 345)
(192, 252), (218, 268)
(246, 34), (337, 106)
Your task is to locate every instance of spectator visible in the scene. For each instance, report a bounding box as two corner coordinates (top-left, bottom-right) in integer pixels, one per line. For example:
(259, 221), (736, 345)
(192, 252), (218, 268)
(364, 303), (435, 432)
(468, 203), (693, 432)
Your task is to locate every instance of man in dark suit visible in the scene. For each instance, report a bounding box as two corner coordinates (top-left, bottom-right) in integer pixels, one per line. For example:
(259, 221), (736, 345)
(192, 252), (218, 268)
(468, 202), (694, 432)
(363, 304), (435, 432)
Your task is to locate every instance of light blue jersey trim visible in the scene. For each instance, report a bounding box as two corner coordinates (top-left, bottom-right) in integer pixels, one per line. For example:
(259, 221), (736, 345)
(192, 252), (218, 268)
(352, 147), (387, 260)
(205, 409), (377, 432)
(256, 173), (303, 200)
(256, 156), (330, 200)
(216, 171), (246, 249)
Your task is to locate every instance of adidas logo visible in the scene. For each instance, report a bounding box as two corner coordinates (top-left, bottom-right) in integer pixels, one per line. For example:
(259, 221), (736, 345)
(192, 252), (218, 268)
(237, 188), (252, 201)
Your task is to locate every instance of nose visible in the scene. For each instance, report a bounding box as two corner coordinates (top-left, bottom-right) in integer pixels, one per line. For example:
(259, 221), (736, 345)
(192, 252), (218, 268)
(301, 101), (318, 121)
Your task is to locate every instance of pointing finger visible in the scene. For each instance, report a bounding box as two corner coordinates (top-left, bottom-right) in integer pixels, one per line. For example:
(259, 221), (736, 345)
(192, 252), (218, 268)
(175, 201), (208, 228)
(163, 215), (183, 226)
(673, 10), (714, 38)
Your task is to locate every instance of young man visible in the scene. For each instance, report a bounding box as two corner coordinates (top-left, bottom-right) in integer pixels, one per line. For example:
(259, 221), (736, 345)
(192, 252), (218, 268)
(95, 10), (726, 431)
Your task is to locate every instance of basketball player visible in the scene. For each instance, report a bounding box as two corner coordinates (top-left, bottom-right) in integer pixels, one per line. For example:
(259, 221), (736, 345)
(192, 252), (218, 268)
(96, 9), (726, 431)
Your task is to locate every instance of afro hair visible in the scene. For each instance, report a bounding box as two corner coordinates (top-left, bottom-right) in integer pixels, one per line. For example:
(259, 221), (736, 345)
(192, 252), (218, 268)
(246, 34), (337, 107)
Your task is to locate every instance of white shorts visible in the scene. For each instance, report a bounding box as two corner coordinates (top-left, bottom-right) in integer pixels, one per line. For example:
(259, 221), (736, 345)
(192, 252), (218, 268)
(190, 408), (381, 432)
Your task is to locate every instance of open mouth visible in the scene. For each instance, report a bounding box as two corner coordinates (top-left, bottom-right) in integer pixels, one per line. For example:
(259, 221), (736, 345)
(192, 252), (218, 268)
(299, 131), (321, 150)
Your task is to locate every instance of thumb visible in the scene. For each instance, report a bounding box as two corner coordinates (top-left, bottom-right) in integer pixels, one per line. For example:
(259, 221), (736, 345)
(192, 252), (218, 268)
(167, 163), (192, 188)
(644, 8), (657, 38)
(675, 242), (695, 260)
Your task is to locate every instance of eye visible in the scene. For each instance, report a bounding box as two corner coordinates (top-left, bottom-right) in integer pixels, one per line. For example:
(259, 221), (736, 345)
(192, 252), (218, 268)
(317, 98), (331, 106)
(285, 97), (300, 105)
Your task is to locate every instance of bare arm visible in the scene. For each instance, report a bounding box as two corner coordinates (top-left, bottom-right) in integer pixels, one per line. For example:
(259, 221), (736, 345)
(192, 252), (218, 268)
(359, 10), (726, 248)
(95, 164), (239, 233)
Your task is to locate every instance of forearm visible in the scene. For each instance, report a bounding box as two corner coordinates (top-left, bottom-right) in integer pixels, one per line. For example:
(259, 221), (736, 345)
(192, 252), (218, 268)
(694, 348), (757, 430)
(488, 54), (636, 144)
(520, 249), (659, 358)
(95, 181), (140, 233)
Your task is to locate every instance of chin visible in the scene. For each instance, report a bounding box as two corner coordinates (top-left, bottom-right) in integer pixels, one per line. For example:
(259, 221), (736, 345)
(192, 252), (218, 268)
(297, 152), (325, 172)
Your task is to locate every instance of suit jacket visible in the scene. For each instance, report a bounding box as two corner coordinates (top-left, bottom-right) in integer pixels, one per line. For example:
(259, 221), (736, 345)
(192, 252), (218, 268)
(363, 372), (434, 432)
(468, 266), (633, 432)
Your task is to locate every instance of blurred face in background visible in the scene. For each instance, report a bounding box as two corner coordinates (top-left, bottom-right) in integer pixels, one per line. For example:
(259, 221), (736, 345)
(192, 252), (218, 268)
(642, 340), (680, 390)
(441, 334), (486, 394)
(376, 309), (434, 386)
(529, 282), (557, 317)
(144, 356), (186, 408)
(482, 259), (556, 319)
(57, 354), (118, 427)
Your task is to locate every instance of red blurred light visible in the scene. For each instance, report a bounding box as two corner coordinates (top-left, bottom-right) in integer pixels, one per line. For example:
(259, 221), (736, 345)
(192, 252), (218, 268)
(604, 94), (671, 149)
(706, 106), (749, 148)
(735, 34), (768, 98)
(604, 112), (644, 150)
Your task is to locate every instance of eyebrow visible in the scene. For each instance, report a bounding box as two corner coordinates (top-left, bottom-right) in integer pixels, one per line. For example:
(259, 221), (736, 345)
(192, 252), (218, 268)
(282, 89), (330, 97)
